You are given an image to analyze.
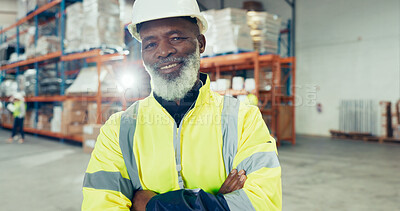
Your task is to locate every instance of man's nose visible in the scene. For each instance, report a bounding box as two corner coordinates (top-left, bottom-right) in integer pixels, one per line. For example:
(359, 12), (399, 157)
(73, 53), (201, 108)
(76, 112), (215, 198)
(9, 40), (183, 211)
(157, 40), (177, 59)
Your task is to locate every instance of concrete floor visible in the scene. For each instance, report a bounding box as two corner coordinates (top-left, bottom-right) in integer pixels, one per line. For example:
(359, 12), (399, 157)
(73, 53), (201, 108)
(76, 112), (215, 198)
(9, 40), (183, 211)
(0, 129), (399, 211)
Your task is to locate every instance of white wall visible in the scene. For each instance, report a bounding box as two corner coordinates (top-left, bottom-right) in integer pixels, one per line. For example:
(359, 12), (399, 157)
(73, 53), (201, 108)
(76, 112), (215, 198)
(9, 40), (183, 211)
(295, 0), (400, 135)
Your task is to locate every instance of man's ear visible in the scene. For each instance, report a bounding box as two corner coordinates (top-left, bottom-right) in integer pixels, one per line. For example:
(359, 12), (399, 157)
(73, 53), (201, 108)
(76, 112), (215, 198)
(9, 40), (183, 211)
(197, 34), (206, 54)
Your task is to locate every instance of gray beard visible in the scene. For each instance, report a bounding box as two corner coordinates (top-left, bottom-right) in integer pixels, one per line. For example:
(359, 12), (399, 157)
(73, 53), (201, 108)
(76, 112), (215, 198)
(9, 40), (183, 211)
(144, 46), (200, 101)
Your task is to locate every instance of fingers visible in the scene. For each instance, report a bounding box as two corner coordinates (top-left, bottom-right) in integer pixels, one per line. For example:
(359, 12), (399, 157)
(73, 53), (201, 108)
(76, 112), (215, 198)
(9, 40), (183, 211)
(226, 170), (246, 193)
(218, 169), (238, 194)
(218, 169), (247, 194)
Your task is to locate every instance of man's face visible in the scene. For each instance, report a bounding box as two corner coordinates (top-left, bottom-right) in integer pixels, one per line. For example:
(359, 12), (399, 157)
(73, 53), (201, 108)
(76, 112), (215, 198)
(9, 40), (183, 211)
(139, 17), (205, 80)
(138, 17), (206, 101)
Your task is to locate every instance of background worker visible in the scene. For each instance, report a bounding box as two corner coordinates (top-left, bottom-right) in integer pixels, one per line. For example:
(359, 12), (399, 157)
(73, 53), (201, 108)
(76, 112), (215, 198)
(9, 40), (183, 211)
(6, 92), (26, 144)
(82, 0), (282, 210)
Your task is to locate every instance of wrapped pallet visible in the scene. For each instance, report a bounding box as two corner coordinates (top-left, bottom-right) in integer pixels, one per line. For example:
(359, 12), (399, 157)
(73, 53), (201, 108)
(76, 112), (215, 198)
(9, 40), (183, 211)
(65, 65), (120, 96)
(82, 0), (123, 50)
(201, 10), (216, 57)
(65, 2), (84, 53)
(0, 80), (18, 97)
(36, 36), (61, 56)
(247, 11), (282, 54)
(212, 8), (253, 55)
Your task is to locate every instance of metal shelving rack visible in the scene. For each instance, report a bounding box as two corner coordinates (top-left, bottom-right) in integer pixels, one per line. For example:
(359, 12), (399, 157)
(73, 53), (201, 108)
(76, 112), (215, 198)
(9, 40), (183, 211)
(0, 0), (134, 142)
(200, 52), (296, 145)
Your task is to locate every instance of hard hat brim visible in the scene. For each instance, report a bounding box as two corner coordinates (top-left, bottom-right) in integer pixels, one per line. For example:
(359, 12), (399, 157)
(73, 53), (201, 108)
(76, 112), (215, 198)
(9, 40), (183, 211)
(128, 15), (208, 42)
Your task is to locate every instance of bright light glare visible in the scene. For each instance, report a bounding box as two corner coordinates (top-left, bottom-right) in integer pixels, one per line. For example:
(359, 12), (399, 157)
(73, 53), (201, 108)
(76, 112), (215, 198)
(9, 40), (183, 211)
(120, 72), (136, 88)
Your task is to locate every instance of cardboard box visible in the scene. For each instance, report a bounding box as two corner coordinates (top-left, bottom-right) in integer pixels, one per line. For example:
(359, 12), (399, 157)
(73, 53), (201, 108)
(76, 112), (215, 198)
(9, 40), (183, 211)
(87, 103), (112, 124)
(63, 100), (88, 111)
(63, 109), (87, 124)
(83, 124), (102, 139)
(83, 138), (96, 154)
(67, 123), (83, 135)
(278, 105), (293, 139)
(82, 124), (102, 154)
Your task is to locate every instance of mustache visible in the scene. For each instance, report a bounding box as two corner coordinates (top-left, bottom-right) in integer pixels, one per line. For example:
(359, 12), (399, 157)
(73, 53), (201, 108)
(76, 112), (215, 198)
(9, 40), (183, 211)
(152, 57), (186, 69)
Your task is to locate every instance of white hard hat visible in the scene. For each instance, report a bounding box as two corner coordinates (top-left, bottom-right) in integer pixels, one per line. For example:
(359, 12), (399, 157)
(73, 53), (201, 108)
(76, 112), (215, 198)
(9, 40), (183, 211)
(13, 92), (24, 101)
(127, 0), (208, 42)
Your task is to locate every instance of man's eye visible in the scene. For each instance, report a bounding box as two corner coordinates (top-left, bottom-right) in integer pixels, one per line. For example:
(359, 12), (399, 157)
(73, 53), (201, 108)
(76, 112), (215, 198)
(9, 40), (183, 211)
(171, 37), (186, 41)
(144, 43), (156, 50)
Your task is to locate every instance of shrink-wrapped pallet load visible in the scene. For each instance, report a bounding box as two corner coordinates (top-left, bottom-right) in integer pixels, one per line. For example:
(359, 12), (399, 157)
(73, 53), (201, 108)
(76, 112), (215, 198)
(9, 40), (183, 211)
(201, 8), (253, 56)
(82, 0), (124, 50)
(247, 11), (281, 54)
(65, 2), (84, 53)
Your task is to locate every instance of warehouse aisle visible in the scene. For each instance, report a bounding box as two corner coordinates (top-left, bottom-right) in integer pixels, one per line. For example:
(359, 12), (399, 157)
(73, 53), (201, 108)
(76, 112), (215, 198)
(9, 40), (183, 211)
(1, 129), (399, 211)
(0, 129), (90, 211)
(280, 136), (400, 211)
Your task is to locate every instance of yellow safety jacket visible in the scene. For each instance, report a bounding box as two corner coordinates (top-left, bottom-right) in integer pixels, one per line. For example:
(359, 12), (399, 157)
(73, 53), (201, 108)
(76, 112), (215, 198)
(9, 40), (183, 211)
(82, 74), (282, 210)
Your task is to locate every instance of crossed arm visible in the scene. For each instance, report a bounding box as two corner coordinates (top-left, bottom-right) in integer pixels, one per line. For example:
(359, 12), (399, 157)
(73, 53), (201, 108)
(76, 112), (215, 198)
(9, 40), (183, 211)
(131, 169), (247, 211)
(83, 107), (282, 211)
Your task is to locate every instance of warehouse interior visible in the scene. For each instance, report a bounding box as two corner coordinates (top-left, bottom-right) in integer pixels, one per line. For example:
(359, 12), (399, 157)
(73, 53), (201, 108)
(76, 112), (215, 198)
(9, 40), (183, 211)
(0, 0), (399, 210)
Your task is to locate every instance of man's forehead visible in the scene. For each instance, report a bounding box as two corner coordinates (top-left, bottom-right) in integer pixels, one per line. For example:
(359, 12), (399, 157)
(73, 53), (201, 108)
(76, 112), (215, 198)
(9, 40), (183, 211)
(139, 17), (198, 36)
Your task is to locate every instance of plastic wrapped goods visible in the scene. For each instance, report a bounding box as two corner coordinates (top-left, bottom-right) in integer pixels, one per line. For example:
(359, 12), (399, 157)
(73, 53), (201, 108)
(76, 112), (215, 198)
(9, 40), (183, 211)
(65, 2), (84, 53)
(18, 0), (53, 19)
(247, 11), (282, 54)
(66, 65), (120, 96)
(201, 8), (253, 55)
(201, 10), (216, 57)
(23, 69), (37, 97)
(35, 36), (61, 56)
(82, 0), (123, 50)
(0, 80), (18, 97)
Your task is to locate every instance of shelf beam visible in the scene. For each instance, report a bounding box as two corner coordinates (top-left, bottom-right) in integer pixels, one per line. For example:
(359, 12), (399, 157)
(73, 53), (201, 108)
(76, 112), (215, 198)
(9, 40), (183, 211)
(2, 123), (82, 142)
(0, 51), (62, 71)
(61, 49), (101, 61)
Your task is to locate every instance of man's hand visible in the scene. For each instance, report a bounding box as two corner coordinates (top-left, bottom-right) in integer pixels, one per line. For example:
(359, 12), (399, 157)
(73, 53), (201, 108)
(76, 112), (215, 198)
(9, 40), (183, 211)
(131, 190), (157, 211)
(218, 169), (246, 194)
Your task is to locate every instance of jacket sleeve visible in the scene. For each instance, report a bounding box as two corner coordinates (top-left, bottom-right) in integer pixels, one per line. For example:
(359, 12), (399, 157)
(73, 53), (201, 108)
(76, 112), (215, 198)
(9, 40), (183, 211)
(82, 112), (133, 210)
(223, 105), (282, 211)
(146, 189), (230, 210)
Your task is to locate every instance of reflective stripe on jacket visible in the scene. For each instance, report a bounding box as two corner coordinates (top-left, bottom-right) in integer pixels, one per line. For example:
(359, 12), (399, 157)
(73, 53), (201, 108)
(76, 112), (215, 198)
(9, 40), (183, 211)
(82, 74), (282, 210)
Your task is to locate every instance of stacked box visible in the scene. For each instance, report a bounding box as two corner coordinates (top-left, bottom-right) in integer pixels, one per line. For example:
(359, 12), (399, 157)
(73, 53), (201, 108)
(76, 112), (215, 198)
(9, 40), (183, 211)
(202, 8), (253, 55)
(201, 10), (216, 57)
(61, 100), (88, 135)
(24, 111), (34, 128)
(82, 0), (123, 50)
(65, 3), (84, 53)
(51, 106), (62, 133)
(247, 11), (282, 54)
(87, 103), (120, 124)
(82, 124), (102, 153)
(37, 114), (51, 131)
(2, 109), (14, 126)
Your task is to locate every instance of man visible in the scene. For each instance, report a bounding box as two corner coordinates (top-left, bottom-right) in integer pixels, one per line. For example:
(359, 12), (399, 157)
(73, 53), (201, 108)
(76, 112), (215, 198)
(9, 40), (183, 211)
(82, 0), (281, 210)
(6, 92), (26, 144)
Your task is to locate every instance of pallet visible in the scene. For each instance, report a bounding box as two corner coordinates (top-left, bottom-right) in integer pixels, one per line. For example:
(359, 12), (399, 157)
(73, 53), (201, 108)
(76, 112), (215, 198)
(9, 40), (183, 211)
(363, 136), (400, 144)
(329, 130), (373, 140)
